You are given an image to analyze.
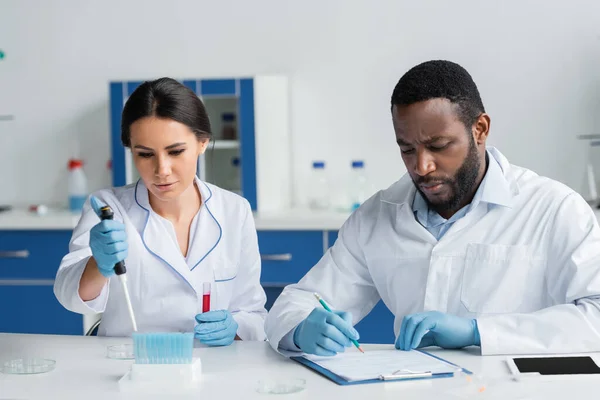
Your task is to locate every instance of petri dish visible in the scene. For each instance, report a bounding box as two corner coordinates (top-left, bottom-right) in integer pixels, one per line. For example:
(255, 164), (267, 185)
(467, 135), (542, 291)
(2, 358), (56, 374)
(256, 378), (306, 395)
(107, 344), (134, 360)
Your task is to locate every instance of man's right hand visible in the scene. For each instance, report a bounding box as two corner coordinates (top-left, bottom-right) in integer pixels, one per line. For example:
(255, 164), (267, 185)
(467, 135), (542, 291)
(293, 308), (359, 356)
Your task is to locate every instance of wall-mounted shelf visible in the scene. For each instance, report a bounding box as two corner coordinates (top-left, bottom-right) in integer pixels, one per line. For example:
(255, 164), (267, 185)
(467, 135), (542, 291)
(212, 140), (240, 150)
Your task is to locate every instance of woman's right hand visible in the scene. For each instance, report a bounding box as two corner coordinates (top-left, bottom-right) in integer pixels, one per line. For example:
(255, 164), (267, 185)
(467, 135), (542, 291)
(89, 196), (128, 278)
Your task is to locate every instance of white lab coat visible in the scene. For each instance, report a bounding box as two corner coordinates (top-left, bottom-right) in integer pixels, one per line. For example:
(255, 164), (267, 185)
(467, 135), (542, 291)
(55, 177), (267, 340)
(265, 148), (600, 355)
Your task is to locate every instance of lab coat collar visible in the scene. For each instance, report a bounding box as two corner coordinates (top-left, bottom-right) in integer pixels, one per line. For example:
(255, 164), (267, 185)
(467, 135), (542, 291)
(185, 178), (222, 272)
(133, 177), (221, 293)
(380, 146), (519, 206)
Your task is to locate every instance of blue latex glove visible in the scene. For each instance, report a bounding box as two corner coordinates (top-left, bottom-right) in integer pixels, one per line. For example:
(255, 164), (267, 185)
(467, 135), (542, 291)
(195, 310), (238, 346)
(396, 311), (481, 351)
(293, 308), (359, 356)
(89, 196), (128, 278)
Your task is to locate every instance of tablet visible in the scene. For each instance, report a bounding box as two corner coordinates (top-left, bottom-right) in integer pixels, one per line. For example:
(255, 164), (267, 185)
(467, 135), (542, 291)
(507, 356), (600, 376)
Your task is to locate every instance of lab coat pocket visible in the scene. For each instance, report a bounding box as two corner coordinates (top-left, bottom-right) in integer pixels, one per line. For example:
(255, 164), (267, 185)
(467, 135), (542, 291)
(461, 243), (542, 314)
(212, 265), (238, 311)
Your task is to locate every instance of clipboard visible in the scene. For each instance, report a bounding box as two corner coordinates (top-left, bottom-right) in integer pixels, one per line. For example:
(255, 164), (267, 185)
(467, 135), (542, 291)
(291, 350), (472, 386)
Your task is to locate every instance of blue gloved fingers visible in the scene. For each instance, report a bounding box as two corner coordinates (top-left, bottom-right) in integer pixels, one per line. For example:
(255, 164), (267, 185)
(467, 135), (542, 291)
(195, 321), (226, 336)
(95, 246), (128, 263)
(396, 315), (410, 349)
(202, 335), (235, 347)
(317, 335), (346, 353)
(101, 230), (127, 244)
(313, 345), (337, 357)
(194, 319), (230, 336)
(335, 310), (353, 325)
(325, 312), (359, 341)
(400, 314), (427, 351)
(416, 331), (436, 349)
(195, 313), (237, 344)
(195, 310), (229, 323)
(114, 249), (128, 263)
(95, 220), (126, 235)
(322, 324), (352, 348)
(95, 247), (128, 264)
(472, 320), (481, 346)
(97, 268), (115, 278)
(90, 196), (105, 217)
(410, 317), (437, 350)
(195, 327), (231, 342)
(98, 240), (127, 255)
(404, 314), (432, 350)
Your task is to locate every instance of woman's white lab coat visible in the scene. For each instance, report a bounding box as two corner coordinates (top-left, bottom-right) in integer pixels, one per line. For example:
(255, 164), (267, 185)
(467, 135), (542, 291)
(55, 177), (267, 340)
(265, 148), (600, 355)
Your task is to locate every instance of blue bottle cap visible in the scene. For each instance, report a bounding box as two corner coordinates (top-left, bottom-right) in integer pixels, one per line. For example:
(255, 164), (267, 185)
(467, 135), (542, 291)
(312, 161), (325, 169)
(232, 157), (240, 166)
(222, 113), (236, 122)
(352, 160), (364, 168)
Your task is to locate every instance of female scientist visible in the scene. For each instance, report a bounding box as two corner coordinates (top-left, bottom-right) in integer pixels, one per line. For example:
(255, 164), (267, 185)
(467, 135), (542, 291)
(54, 78), (267, 345)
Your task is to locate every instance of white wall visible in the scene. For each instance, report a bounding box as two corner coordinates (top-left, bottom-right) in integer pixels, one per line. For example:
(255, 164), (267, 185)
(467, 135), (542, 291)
(1, 0), (600, 208)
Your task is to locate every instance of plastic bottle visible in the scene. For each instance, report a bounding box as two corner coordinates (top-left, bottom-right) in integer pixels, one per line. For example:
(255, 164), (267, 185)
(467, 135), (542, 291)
(68, 159), (87, 212)
(350, 160), (368, 211)
(308, 161), (330, 210)
(221, 113), (237, 140)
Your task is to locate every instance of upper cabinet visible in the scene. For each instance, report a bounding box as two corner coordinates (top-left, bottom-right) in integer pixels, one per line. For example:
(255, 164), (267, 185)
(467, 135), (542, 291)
(109, 76), (291, 212)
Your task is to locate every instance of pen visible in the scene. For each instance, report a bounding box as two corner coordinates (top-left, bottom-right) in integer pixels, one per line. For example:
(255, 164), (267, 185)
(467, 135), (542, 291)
(313, 292), (364, 353)
(379, 371), (432, 381)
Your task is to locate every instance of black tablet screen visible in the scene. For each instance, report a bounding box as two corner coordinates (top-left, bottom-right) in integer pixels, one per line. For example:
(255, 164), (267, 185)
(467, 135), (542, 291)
(513, 356), (600, 375)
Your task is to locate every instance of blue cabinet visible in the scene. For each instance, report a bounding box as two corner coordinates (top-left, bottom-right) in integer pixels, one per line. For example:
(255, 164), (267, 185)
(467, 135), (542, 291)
(0, 230), (82, 334)
(0, 284), (82, 335)
(0, 231), (73, 279)
(258, 230), (324, 311)
(109, 76), (291, 212)
(326, 230), (396, 344)
(110, 78), (258, 209)
(258, 231), (324, 285)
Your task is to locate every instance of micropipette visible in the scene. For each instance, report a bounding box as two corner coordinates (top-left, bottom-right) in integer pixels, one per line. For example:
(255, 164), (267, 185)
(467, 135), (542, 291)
(98, 205), (138, 332)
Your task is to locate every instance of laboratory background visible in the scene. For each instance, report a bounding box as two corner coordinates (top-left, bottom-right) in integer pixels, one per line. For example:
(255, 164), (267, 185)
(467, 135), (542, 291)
(2, 0), (600, 351)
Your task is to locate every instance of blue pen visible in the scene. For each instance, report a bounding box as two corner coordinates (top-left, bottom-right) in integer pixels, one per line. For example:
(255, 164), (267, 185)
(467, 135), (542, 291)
(314, 292), (364, 353)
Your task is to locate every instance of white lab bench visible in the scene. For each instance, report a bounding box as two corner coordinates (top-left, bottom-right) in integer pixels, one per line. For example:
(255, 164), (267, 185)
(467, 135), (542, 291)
(0, 333), (598, 399)
(0, 208), (351, 231)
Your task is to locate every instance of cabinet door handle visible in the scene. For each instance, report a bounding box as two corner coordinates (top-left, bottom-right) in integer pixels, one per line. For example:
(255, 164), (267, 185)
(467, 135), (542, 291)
(0, 279), (54, 286)
(260, 253), (292, 262)
(0, 250), (30, 259)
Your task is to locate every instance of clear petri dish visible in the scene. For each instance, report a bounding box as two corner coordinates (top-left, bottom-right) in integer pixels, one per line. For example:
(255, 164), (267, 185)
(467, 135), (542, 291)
(256, 378), (306, 395)
(107, 344), (134, 360)
(2, 358), (56, 374)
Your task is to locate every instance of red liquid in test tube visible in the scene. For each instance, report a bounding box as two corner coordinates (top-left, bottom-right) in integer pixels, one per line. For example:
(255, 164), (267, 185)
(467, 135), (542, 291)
(202, 282), (211, 312)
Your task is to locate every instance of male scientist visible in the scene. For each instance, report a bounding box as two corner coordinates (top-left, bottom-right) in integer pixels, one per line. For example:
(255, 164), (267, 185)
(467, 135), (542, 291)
(265, 60), (600, 356)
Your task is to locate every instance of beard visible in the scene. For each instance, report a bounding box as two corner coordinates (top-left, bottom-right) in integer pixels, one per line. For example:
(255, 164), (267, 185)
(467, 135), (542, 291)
(414, 137), (482, 214)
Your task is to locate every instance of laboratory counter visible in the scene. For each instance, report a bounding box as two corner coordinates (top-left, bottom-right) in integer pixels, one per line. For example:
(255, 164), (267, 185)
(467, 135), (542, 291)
(0, 208), (351, 231)
(3, 203), (600, 231)
(1, 333), (598, 399)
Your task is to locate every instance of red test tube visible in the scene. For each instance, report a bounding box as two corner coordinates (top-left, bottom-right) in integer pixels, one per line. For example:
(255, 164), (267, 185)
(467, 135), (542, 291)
(202, 282), (211, 313)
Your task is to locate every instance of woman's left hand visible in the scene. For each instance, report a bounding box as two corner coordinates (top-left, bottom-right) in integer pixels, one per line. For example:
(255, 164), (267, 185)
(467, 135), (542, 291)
(194, 310), (239, 346)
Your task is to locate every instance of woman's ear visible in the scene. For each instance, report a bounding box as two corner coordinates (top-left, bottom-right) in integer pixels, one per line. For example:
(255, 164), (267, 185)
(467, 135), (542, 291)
(198, 138), (210, 156)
